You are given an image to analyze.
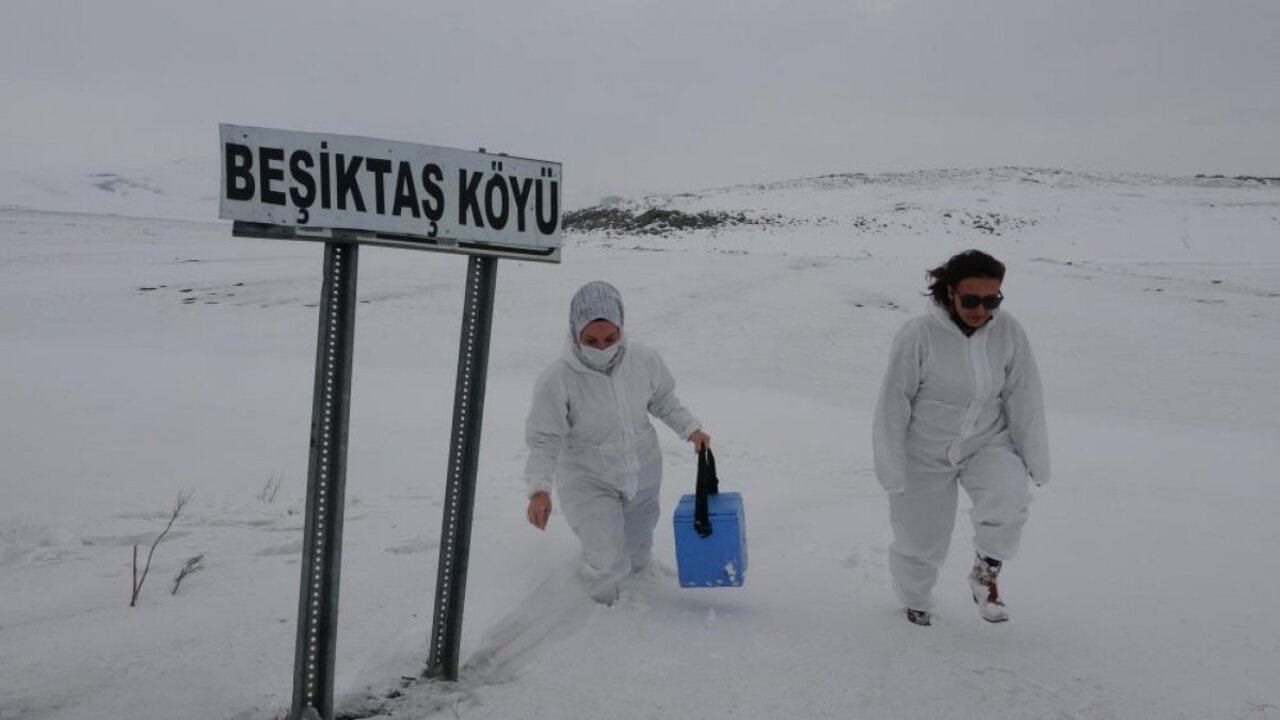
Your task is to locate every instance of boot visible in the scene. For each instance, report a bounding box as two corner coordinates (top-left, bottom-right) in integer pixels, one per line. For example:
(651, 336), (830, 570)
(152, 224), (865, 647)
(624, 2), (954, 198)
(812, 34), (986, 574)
(968, 553), (1009, 623)
(588, 580), (620, 606)
(629, 556), (676, 579)
(904, 608), (932, 626)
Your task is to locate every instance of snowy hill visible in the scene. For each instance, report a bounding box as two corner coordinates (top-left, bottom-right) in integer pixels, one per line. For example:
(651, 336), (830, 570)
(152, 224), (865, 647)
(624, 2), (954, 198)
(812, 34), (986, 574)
(560, 167), (1280, 265)
(2, 168), (1278, 719)
(0, 157), (218, 223)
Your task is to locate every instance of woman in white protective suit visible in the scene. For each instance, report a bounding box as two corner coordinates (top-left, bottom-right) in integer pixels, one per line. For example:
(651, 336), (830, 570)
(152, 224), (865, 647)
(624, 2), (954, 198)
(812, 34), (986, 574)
(523, 281), (711, 604)
(873, 249), (1049, 627)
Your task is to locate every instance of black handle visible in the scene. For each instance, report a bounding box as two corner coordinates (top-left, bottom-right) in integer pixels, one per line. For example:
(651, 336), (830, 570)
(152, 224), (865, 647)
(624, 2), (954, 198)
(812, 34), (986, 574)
(693, 447), (719, 538)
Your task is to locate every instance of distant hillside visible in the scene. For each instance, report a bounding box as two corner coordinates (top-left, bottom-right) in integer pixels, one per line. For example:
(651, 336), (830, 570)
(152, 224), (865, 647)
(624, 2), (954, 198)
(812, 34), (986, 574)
(566, 167), (1279, 236)
(3, 164), (1276, 265)
(0, 157), (218, 223)
(561, 167), (1280, 264)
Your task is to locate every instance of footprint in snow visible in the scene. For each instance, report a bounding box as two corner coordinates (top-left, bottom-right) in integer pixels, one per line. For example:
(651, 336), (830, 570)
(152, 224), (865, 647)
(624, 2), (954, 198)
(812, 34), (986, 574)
(385, 537), (439, 555)
(255, 540), (303, 557)
(82, 531), (190, 547)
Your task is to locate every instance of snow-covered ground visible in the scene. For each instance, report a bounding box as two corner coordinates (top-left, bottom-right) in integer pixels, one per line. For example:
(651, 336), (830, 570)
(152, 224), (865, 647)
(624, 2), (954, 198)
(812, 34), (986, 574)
(2, 169), (1278, 719)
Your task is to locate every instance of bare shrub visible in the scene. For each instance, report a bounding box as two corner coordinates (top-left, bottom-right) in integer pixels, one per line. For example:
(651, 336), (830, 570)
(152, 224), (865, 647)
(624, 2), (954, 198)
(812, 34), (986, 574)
(259, 473), (284, 503)
(130, 491), (191, 607)
(171, 553), (205, 595)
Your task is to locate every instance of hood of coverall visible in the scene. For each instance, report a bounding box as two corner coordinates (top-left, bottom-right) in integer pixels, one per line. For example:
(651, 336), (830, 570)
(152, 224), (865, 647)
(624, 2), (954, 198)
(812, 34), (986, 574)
(569, 281), (625, 338)
(566, 281), (628, 374)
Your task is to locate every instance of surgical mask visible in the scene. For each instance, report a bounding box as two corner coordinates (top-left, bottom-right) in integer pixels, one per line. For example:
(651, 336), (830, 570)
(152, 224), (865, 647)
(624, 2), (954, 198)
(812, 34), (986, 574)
(579, 343), (621, 371)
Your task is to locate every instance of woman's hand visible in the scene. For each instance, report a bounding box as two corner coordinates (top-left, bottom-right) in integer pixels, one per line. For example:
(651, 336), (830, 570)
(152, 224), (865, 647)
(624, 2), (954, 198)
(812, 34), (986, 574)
(688, 430), (711, 452)
(526, 491), (552, 530)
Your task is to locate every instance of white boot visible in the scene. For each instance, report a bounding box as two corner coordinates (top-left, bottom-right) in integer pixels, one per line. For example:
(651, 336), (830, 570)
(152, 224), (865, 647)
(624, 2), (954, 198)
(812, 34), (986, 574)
(629, 555), (676, 579)
(968, 553), (1009, 623)
(579, 562), (621, 606)
(586, 578), (620, 605)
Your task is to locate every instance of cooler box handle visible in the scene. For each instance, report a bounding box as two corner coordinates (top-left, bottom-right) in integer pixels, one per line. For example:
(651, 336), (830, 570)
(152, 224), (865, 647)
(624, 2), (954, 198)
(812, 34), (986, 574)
(694, 447), (719, 538)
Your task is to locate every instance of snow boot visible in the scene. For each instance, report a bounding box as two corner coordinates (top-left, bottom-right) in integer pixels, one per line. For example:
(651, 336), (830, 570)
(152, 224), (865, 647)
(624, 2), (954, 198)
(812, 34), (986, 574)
(905, 608), (932, 626)
(630, 556), (677, 579)
(968, 553), (1009, 623)
(587, 577), (620, 606)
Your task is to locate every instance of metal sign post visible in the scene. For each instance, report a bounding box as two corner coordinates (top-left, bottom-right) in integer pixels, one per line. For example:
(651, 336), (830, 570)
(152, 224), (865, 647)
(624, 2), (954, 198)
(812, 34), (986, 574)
(290, 242), (359, 720)
(221, 125), (560, 719)
(426, 255), (498, 680)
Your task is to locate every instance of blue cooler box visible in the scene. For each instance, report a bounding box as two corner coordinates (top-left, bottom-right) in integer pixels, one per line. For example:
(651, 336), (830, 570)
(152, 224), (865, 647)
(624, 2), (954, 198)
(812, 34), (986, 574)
(673, 491), (747, 587)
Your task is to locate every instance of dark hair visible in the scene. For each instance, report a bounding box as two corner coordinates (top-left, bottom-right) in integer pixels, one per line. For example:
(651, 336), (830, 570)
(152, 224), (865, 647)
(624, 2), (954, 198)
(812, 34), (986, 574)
(926, 250), (1006, 306)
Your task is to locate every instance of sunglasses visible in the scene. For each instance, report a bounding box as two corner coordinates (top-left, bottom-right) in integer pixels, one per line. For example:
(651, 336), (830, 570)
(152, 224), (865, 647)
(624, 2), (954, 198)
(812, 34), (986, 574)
(957, 293), (1003, 310)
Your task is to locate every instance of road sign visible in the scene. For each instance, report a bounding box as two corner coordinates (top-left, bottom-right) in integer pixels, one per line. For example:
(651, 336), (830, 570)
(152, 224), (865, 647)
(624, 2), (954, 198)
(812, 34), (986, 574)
(224, 124), (562, 718)
(220, 124), (561, 261)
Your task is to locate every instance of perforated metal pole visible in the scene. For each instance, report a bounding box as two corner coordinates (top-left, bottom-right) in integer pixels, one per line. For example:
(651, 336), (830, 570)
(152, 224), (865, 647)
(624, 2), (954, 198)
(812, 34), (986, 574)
(427, 255), (498, 681)
(290, 242), (359, 720)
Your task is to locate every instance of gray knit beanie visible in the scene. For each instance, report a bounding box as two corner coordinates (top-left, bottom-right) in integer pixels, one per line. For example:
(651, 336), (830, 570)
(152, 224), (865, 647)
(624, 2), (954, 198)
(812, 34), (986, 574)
(569, 281), (625, 339)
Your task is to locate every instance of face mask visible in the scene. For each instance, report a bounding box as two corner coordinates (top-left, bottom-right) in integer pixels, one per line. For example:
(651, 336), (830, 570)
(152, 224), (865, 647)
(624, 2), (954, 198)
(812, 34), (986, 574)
(579, 343), (621, 370)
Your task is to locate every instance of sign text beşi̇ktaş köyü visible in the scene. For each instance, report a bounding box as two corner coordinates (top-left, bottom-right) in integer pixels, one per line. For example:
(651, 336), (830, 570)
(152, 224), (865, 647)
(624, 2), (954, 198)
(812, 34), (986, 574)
(220, 124), (561, 251)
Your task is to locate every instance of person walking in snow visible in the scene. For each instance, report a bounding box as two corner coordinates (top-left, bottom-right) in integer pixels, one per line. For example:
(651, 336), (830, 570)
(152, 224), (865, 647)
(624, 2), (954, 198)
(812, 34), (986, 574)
(873, 250), (1049, 626)
(523, 281), (711, 604)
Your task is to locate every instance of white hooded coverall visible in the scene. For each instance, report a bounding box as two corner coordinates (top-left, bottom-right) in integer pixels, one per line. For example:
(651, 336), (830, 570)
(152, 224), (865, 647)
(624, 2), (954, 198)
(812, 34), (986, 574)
(524, 336), (701, 599)
(873, 304), (1049, 612)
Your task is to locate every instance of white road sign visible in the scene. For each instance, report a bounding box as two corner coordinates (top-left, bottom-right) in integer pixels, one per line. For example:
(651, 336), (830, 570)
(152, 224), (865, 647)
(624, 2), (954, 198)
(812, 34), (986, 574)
(219, 124), (562, 254)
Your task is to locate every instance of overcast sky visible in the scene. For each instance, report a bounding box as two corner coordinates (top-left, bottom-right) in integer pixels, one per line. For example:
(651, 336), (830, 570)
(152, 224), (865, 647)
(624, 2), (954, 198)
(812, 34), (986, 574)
(3, 0), (1277, 207)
